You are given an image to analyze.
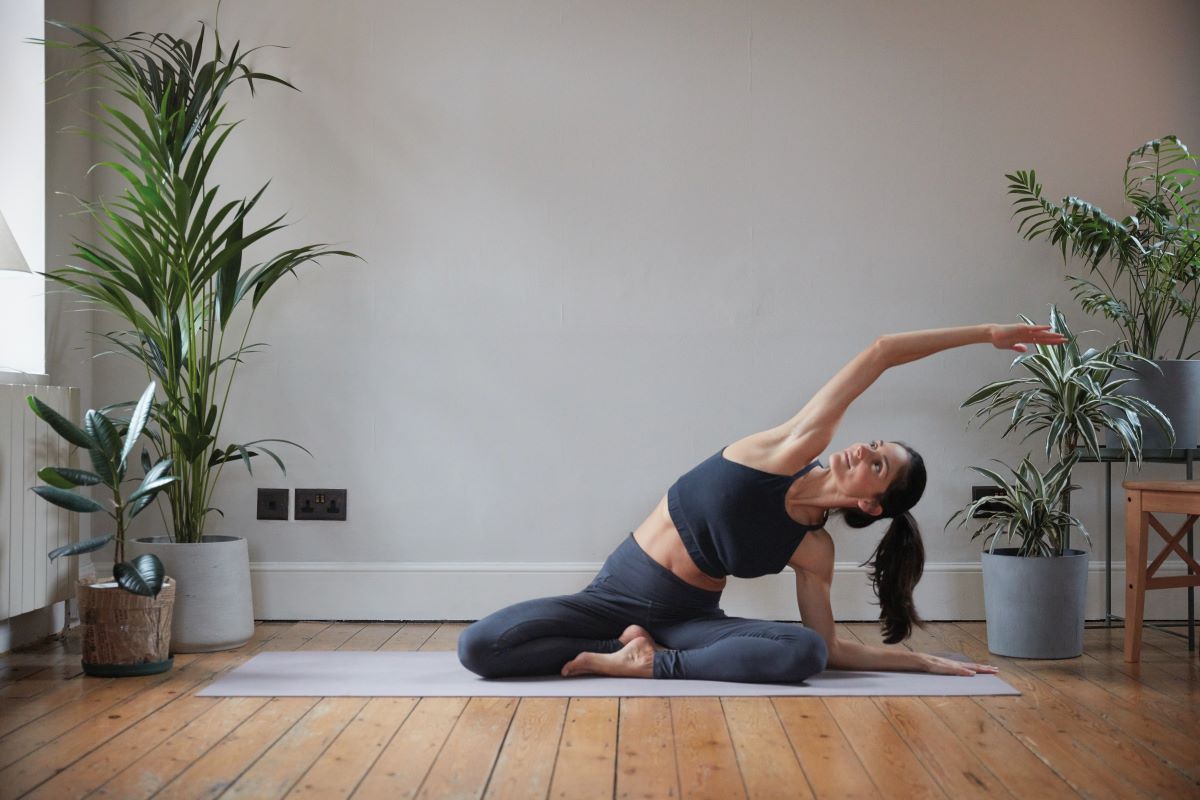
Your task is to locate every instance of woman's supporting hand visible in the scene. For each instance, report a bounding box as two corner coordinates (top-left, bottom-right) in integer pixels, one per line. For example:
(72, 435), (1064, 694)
(919, 653), (999, 676)
(989, 323), (1068, 353)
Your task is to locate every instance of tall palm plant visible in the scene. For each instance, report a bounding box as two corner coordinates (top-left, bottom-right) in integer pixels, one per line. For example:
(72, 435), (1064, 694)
(43, 21), (358, 542)
(1007, 136), (1200, 359)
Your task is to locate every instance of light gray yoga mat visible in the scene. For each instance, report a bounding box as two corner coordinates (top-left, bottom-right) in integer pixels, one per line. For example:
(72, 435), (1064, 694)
(197, 652), (1019, 697)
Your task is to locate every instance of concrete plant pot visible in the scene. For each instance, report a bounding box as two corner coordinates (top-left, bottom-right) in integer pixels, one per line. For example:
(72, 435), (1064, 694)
(1117, 359), (1200, 450)
(131, 535), (254, 652)
(981, 548), (1088, 659)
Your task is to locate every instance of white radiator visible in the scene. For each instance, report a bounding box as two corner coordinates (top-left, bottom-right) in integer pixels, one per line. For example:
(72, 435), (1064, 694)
(0, 384), (79, 620)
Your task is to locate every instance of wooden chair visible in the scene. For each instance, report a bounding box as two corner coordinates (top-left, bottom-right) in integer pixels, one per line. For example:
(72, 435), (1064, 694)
(1122, 481), (1200, 661)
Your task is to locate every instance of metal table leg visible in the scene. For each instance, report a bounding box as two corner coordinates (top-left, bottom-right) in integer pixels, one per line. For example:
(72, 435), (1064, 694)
(1105, 460), (1113, 626)
(1189, 452), (1195, 652)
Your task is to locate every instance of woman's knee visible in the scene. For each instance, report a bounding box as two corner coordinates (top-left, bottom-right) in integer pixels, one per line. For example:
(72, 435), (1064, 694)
(783, 629), (828, 681)
(457, 619), (503, 678)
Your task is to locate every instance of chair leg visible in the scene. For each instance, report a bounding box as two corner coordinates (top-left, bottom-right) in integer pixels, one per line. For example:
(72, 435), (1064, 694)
(1125, 491), (1148, 662)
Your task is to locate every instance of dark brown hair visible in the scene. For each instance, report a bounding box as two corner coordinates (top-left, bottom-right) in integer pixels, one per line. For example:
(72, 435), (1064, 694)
(839, 442), (926, 644)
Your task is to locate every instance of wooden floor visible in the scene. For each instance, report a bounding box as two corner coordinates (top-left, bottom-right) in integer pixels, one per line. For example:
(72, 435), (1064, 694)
(0, 621), (1197, 800)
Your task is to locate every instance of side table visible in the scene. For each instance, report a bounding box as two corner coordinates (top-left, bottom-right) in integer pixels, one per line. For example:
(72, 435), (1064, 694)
(1075, 447), (1197, 651)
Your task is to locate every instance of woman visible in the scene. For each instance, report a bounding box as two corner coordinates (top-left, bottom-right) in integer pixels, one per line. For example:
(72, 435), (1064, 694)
(458, 323), (1066, 683)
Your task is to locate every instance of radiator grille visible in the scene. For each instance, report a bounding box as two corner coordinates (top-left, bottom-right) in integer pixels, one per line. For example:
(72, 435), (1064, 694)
(0, 384), (79, 620)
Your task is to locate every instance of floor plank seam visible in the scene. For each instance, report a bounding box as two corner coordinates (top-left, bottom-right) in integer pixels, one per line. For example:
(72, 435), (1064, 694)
(409, 697), (469, 799)
(766, 697), (817, 799)
(540, 695), (571, 800)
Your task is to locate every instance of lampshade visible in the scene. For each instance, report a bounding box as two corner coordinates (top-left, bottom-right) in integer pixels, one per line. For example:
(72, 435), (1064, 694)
(0, 210), (31, 273)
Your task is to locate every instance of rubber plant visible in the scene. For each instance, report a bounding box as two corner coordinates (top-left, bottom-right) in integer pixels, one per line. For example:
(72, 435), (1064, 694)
(30, 383), (177, 595)
(41, 20), (359, 542)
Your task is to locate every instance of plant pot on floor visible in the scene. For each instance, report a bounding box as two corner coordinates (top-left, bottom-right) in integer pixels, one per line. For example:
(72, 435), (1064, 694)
(130, 536), (254, 653)
(77, 576), (175, 676)
(981, 548), (1089, 659)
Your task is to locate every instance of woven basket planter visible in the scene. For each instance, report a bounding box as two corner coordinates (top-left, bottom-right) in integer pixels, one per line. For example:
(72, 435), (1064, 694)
(77, 576), (176, 677)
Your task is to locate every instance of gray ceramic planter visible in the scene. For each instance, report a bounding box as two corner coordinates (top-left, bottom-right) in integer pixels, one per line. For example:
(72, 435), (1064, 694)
(131, 535), (254, 652)
(1118, 359), (1200, 450)
(981, 548), (1088, 659)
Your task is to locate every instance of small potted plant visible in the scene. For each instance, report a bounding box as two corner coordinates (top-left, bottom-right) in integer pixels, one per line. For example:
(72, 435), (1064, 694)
(950, 307), (1172, 658)
(1008, 135), (1200, 449)
(29, 383), (179, 676)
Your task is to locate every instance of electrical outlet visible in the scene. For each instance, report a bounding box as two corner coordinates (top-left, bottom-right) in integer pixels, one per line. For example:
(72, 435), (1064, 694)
(295, 488), (347, 521)
(257, 488), (289, 520)
(971, 486), (1007, 518)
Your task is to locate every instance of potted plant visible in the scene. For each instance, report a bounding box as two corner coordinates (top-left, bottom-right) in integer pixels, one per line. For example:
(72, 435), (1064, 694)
(1007, 135), (1200, 449)
(29, 383), (179, 676)
(42, 21), (358, 650)
(949, 307), (1172, 658)
(951, 457), (1089, 658)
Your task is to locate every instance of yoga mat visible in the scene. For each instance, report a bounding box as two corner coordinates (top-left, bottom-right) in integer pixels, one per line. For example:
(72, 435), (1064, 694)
(197, 652), (1019, 697)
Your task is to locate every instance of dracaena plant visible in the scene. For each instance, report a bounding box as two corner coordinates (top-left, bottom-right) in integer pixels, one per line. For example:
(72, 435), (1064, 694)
(1008, 135), (1200, 359)
(952, 307), (1173, 557)
(41, 21), (358, 542)
(29, 383), (177, 596)
(960, 306), (1173, 462)
(947, 455), (1086, 557)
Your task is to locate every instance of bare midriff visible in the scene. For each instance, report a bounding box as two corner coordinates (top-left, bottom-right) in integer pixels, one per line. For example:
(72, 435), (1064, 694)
(632, 494), (728, 592)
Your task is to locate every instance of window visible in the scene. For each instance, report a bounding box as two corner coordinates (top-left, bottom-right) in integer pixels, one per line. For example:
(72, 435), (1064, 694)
(0, 1), (46, 378)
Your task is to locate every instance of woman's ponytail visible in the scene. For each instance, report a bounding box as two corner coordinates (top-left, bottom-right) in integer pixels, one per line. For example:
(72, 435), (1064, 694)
(860, 511), (924, 643)
(840, 442), (927, 644)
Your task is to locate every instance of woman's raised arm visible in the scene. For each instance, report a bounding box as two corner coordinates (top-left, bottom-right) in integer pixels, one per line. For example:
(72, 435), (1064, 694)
(781, 323), (1066, 451)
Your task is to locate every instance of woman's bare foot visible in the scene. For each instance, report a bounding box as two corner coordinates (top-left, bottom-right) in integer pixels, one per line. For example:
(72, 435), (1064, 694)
(618, 624), (664, 651)
(562, 637), (656, 678)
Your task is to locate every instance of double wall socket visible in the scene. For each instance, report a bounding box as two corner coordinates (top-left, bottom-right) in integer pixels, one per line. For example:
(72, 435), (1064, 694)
(295, 488), (347, 521)
(971, 486), (1007, 518)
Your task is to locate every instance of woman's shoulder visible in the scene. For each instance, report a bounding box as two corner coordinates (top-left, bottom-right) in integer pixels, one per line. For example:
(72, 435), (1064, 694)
(724, 426), (827, 475)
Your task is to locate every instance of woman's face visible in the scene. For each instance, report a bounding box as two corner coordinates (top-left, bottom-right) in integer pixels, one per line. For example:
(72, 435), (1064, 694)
(832, 440), (910, 512)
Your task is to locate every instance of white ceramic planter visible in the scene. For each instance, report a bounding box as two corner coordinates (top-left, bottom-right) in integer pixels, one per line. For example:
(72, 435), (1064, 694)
(130, 535), (254, 652)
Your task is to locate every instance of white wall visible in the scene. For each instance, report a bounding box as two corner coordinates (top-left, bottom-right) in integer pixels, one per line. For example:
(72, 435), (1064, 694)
(80, 0), (1200, 619)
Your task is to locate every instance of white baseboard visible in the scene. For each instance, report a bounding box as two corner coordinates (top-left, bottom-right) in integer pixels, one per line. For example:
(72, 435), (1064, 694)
(244, 561), (1197, 622)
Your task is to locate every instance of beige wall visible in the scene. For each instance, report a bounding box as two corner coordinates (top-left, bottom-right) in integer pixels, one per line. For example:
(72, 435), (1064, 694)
(63, 1), (1200, 614)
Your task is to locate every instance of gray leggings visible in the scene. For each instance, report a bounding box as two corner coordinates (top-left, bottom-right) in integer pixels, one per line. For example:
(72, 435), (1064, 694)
(457, 534), (827, 683)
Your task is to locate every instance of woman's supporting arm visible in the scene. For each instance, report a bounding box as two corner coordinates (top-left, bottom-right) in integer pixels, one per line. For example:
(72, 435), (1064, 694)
(792, 536), (999, 676)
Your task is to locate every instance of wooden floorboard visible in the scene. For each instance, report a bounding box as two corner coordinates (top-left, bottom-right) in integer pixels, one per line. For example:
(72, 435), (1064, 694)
(0, 620), (1197, 799)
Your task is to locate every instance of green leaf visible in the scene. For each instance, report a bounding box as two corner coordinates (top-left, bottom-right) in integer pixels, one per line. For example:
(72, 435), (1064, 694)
(85, 409), (121, 464)
(27, 395), (95, 448)
(48, 534), (114, 561)
(37, 467), (103, 488)
(128, 475), (179, 502)
(113, 553), (165, 596)
(31, 486), (106, 514)
(121, 382), (157, 470)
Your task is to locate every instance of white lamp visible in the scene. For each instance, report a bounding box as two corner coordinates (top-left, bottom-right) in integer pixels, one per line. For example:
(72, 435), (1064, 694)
(0, 209), (31, 273)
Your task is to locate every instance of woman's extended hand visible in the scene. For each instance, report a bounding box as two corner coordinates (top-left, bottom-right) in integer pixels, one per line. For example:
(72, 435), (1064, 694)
(989, 323), (1068, 353)
(919, 653), (999, 676)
